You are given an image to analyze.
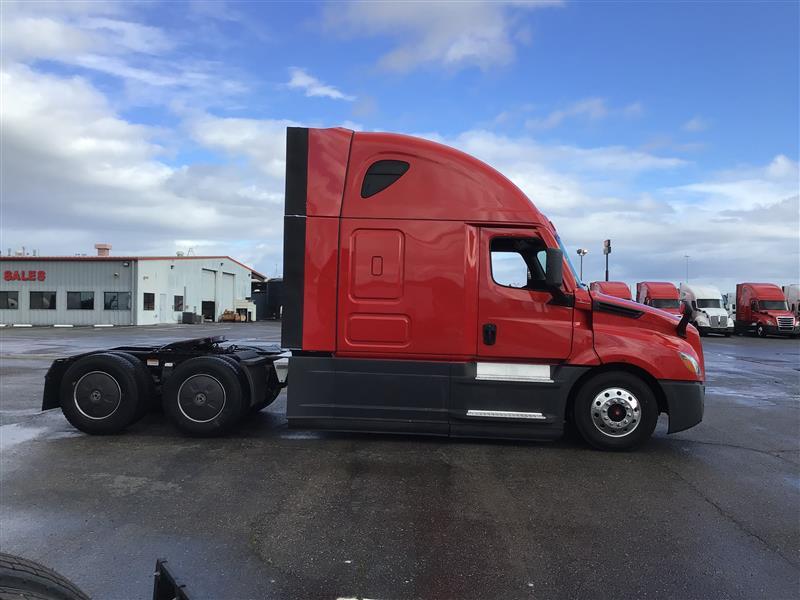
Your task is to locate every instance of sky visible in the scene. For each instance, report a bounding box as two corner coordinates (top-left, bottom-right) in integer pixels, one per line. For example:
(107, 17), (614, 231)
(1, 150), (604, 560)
(1, 0), (798, 293)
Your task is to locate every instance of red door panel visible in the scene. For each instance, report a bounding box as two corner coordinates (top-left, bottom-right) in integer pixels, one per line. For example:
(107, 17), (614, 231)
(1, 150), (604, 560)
(477, 228), (573, 361)
(337, 219), (479, 359)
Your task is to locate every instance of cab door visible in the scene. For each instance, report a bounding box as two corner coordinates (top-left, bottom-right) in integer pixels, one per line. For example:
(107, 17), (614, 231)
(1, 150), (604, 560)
(477, 227), (573, 360)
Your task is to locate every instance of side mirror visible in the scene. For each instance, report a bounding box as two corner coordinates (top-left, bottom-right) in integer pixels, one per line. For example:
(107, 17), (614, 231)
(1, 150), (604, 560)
(677, 301), (692, 338)
(545, 248), (564, 288)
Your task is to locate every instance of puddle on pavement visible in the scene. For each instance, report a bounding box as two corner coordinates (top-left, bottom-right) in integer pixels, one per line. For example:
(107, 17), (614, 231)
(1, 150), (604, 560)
(0, 421), (81, 450)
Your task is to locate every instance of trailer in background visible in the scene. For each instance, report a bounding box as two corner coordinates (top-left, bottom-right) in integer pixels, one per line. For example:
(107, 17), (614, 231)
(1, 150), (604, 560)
(636, 282), (681, 315)
(783, 284), (800, 320)
(589, 281), (632, 300)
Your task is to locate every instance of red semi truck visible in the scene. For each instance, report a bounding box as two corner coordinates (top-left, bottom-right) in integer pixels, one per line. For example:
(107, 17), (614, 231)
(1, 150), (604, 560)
(589, 281), (632, 301)
(734, 283), (799, 337)
(42, 127), (705, 450)
(636, 282), (681, 316)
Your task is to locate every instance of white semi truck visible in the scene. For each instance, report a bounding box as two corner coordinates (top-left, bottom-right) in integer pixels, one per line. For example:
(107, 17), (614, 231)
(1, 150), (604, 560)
(784, 284), (800, 319)
(680, 283), (733, 336)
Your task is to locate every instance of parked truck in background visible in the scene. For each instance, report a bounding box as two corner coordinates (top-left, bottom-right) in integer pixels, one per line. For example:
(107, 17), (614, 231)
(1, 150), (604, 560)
(41, 127), (705, 451)
(722, 292), (736, 319)
(679, 283), (733, 336)
(589, 281), (632, 301)
(735, 283), (799, 337)
(636, 282), (681, 316)
(783, 284), (800, 320)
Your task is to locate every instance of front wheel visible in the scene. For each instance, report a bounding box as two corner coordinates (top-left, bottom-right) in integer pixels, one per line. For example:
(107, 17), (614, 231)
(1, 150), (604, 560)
(573, 372), (659, 451)
(756, 324), (767, 337)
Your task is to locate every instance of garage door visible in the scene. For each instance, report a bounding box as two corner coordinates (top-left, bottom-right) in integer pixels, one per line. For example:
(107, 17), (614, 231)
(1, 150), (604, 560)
(201, 269), (216, 301)
(220, 272), (235, 313)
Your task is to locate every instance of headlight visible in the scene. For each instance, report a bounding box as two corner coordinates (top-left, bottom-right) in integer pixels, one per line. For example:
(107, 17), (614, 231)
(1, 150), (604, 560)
(679, 352), (702, 378)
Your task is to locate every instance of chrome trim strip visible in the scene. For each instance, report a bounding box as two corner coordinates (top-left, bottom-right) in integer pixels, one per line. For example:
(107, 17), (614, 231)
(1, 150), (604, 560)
(475, 362), (553, 383)
(466, 410), (546, 420)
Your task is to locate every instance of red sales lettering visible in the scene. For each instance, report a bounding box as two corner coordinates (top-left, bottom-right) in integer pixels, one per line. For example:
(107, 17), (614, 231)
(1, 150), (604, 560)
(3, 270), (46, 281)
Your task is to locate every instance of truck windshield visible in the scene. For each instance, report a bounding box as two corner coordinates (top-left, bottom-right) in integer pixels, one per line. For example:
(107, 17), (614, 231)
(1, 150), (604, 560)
(557, 236), (584, 287)
(651, 299), (680, 309)
(760, 300), (788, 311)
(696, 299), (721, 309)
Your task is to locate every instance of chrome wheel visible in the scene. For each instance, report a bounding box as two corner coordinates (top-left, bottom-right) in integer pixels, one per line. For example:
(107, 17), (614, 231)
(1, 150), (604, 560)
(590, 387), (641, 438)
(177, 374), (226, 423)
(74, 371), (121, 420)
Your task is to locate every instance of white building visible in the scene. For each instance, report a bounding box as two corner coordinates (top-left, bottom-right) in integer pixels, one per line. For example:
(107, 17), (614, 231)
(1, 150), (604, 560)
(0, 246), (264, 326)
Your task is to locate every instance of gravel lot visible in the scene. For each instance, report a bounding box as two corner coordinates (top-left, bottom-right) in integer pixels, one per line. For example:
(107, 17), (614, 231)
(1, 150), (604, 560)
(1, 322), (798, 599)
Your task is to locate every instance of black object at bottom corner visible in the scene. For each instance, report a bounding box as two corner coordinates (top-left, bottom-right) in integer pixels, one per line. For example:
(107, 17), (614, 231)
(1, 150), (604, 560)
(153, 559), (190, 600)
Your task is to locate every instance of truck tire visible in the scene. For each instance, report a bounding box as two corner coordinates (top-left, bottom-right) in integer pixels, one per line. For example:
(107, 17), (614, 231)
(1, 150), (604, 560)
(214, 354), (252, 410)
(694, 323), (706, 337)
(162, 356), (245, 436)
(572, 371), (658, 451)
(59, 353), (144, 435)
(0, 553), (89, 600)
(108, 351), (155, 420)
(756, 323), (767, 337)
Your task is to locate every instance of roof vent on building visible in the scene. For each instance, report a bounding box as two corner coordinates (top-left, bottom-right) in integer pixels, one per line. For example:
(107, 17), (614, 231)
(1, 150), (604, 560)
(95, 243), (112, 257)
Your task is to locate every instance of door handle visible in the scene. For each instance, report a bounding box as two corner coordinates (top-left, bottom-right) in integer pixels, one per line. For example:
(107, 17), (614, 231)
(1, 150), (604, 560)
(483, 323), (497, 345)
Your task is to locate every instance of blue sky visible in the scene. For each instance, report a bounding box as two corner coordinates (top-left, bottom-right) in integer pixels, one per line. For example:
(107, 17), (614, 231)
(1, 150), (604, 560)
(2, 1), (798, 289)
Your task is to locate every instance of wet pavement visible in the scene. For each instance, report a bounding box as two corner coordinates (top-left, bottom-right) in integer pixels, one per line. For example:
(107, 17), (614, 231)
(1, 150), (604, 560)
(1, 323), (798, 599)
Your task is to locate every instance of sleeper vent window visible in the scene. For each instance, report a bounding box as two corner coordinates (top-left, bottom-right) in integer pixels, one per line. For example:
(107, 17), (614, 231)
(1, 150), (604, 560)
(361, 160), (410, 198)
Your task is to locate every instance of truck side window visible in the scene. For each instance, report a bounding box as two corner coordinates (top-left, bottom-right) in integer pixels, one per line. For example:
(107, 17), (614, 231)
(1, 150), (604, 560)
(490, 237), (547, 290)
(361, 160), (410, 198)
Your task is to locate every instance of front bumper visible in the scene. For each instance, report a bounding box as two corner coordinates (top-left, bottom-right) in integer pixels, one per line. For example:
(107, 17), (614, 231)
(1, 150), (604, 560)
(662, 380), (705, 434)
(696, 325), (732, 336)
(763, 325), (800, 337)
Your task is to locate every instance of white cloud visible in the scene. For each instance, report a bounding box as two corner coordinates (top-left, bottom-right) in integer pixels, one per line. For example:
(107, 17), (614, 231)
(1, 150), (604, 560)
(186, 113), (299, 178)
(526, 98), (644, 130)
(1, 64), (285, 271)
(322, 1), (563, 72)
(286, 67), (355, 101)
(683, 116), (710, 132)
(526, 98), (608, 129)
(433, 130), (798, 287)
(0, 1), (248, 108)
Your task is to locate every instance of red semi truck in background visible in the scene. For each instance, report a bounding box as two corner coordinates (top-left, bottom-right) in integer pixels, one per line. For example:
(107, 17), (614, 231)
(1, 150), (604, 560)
(636, 282), (681, 316)
(735, 283), (799, 337)
(42, 127), (705, 451)
(589, 281), (632, 301)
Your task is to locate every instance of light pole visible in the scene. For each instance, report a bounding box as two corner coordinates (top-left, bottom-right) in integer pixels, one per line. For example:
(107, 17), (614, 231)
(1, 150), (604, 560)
(577, 248), (589, 281)
(684, 255), (690, 283)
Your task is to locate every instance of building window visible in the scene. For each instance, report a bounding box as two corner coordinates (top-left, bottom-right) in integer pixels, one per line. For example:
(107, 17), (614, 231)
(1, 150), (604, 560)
(104, 292), (131, 310)
(143, 293), (155, 311)
(173, 295), (184, 311)
(30, 291), (57, 309)
(0, 291), (19, 309)
(67, 291), (95, 310)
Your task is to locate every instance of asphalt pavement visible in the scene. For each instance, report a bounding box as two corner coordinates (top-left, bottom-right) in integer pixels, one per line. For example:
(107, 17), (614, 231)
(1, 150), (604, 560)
(1, 323), (798, 599)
